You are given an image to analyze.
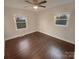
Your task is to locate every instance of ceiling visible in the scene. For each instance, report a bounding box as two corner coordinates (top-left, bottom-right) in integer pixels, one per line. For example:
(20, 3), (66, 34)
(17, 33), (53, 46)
(4, 0), (74, 11)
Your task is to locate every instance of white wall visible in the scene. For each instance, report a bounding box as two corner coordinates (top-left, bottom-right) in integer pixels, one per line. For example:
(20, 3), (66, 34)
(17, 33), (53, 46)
(38, 2), (75, 44)
(5, 2), (75, 44)
(4, 7), (38, 40)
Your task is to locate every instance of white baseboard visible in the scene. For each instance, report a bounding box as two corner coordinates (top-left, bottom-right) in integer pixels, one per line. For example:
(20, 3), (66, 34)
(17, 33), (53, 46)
(5, 30), (37, 41)
(38, 31), (75, 44)
(5, 30), (75, 44)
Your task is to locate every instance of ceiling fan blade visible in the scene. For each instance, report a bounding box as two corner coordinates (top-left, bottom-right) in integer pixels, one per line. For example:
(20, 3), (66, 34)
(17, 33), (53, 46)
(25, 0), (32, 4)
(39, 0), (47, 4)
(39, 5), (46, 8)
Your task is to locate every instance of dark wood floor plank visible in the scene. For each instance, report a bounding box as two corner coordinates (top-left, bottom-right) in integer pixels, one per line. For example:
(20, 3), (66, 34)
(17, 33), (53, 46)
(5, 32), (75, 59)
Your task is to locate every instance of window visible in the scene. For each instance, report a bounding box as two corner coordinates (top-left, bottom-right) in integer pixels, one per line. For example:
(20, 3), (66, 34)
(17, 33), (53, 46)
(14, 16), (27, 29)
(54, 12), (70, 27)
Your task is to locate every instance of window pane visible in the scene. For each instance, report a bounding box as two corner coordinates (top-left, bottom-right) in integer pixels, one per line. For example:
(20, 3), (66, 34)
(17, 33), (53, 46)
(15, 16), (27, 29)
(56, 20), (67, 25)
(16, 19), (26, 23)
(17, 23), (26, 29)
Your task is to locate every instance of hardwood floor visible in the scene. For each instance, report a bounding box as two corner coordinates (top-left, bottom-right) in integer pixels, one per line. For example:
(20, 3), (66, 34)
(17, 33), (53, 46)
(5, 32), (75, 59)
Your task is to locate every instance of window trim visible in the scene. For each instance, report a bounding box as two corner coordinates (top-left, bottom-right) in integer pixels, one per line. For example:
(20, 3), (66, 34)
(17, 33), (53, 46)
(13, 15), (28, 30)
(54, 12), (71, 27)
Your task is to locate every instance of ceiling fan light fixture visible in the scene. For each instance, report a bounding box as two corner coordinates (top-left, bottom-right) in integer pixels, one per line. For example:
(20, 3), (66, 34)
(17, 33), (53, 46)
(33, 5), (38, 9)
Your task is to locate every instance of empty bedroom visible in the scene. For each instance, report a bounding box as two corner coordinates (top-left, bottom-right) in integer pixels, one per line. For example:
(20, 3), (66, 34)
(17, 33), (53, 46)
(4, 0), (75, 59)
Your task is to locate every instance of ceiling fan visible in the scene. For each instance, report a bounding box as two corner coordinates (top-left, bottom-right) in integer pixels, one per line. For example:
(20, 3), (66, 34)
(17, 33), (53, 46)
(25, 0), (47, 9)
